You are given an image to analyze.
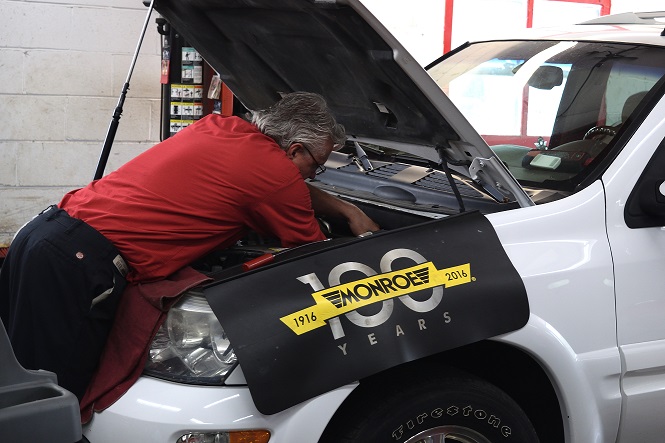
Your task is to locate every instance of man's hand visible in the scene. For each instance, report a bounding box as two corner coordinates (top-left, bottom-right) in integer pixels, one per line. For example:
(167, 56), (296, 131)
(345, 204), (380, 236)
(307, 183), (380, 237)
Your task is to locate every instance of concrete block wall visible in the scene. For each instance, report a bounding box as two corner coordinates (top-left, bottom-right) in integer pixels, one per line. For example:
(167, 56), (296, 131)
(0, 0), (162, 245)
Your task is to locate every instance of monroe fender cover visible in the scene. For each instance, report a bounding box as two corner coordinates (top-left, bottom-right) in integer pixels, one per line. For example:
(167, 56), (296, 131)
(205, 211), (529, 414)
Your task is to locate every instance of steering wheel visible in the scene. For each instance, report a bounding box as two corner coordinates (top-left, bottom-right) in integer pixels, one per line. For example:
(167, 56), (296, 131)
(583, 125), (617, 140)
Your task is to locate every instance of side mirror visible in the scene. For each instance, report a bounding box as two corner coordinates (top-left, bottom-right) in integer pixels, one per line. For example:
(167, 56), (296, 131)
(639, 179), (665, 216)
(626, 177), (665, 228)
(626, 138), (665, 228)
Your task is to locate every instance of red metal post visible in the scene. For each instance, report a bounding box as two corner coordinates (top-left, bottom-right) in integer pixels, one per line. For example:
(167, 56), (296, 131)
(443, 0), (454, 53)
(527, 0), (534, 27)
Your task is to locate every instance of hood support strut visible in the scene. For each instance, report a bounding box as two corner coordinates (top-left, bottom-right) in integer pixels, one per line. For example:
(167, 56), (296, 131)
(94, 0), (155, 180)
(436, 146), (467, 213)
(441, 161), (466, 213)
(437, 146), (535, 208)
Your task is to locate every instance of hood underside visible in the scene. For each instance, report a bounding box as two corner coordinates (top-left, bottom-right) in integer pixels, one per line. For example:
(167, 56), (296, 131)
(153, 0), (532, 206)
(155, 0), (466, 151)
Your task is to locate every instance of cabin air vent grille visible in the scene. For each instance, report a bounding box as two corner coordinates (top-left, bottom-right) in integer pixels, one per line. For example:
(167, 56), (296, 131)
(417, 172), (485, 198)
(362, 164), (484, 198)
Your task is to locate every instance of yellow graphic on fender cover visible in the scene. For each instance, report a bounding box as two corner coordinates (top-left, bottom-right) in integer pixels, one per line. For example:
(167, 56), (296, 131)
(281, 262), (472, 335)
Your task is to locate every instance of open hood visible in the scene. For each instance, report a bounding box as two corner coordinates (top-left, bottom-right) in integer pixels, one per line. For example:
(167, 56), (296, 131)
(153, 0), (532, 206)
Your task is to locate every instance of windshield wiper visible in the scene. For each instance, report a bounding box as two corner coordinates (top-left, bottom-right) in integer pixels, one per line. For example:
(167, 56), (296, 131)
(353, 142), (374, 172)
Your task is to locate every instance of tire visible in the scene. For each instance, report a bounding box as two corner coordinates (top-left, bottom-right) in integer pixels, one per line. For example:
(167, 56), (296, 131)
(320, 369), (540, 443)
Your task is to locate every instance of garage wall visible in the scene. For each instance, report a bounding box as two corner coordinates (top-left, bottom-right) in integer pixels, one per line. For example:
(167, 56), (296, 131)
(612, 0), (664, 14)
(0, 0), (161, 245)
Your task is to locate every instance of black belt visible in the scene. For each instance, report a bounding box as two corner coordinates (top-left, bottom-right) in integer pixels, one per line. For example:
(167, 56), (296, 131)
(40, 205), (129, 278)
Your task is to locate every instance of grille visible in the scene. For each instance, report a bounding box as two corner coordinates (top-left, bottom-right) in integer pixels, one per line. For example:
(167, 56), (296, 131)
(364, 164), (485, 199)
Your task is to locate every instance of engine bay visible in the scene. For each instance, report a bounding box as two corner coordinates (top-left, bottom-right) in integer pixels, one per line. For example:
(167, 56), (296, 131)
(191, 143), (523, 280)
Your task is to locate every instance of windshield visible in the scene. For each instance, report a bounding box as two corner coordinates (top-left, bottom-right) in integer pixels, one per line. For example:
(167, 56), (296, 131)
(428, 40), (665, 192)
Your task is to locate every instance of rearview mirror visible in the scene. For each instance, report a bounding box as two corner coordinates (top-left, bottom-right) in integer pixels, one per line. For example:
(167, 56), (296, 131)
(527, 66), (564, 90)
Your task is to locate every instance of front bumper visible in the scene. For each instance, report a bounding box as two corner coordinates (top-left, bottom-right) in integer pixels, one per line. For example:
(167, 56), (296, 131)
(83, 376), (356, 443)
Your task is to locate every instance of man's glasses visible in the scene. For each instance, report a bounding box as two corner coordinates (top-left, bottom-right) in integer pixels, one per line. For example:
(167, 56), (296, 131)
(301, 144), (327, 175)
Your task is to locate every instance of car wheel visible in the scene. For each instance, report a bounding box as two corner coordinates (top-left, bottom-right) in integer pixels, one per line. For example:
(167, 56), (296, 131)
(320, 369), (540, 443)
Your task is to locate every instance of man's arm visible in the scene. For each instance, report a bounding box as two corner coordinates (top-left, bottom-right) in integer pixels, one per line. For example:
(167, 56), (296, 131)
(307, 183), (380, 236)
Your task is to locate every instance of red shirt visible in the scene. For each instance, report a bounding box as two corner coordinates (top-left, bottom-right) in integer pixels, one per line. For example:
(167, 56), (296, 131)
(60, 115), (325, 282)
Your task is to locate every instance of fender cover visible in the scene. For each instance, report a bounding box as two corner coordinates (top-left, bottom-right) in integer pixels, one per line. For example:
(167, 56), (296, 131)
(205, 211), (529, 414)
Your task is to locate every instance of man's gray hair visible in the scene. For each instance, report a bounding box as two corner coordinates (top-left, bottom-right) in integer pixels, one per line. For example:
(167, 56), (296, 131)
(251, 92), (346, 157)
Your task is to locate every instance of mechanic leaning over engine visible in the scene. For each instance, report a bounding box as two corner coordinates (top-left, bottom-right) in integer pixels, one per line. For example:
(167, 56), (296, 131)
(0, 91), (379, 401)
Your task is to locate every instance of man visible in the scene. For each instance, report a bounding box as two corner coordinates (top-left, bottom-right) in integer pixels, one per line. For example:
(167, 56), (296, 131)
(0, 92), (378, 400)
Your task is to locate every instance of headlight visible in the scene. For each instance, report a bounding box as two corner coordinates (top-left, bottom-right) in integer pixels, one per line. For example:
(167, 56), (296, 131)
(144, 291), (237, 384)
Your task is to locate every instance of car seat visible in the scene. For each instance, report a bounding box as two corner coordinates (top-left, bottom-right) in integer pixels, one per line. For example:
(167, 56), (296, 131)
(0, 317), (82, 442)
(518, 90), (650, 175)
(582, 90), (649, 140)
(549, 90), (649, 157)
